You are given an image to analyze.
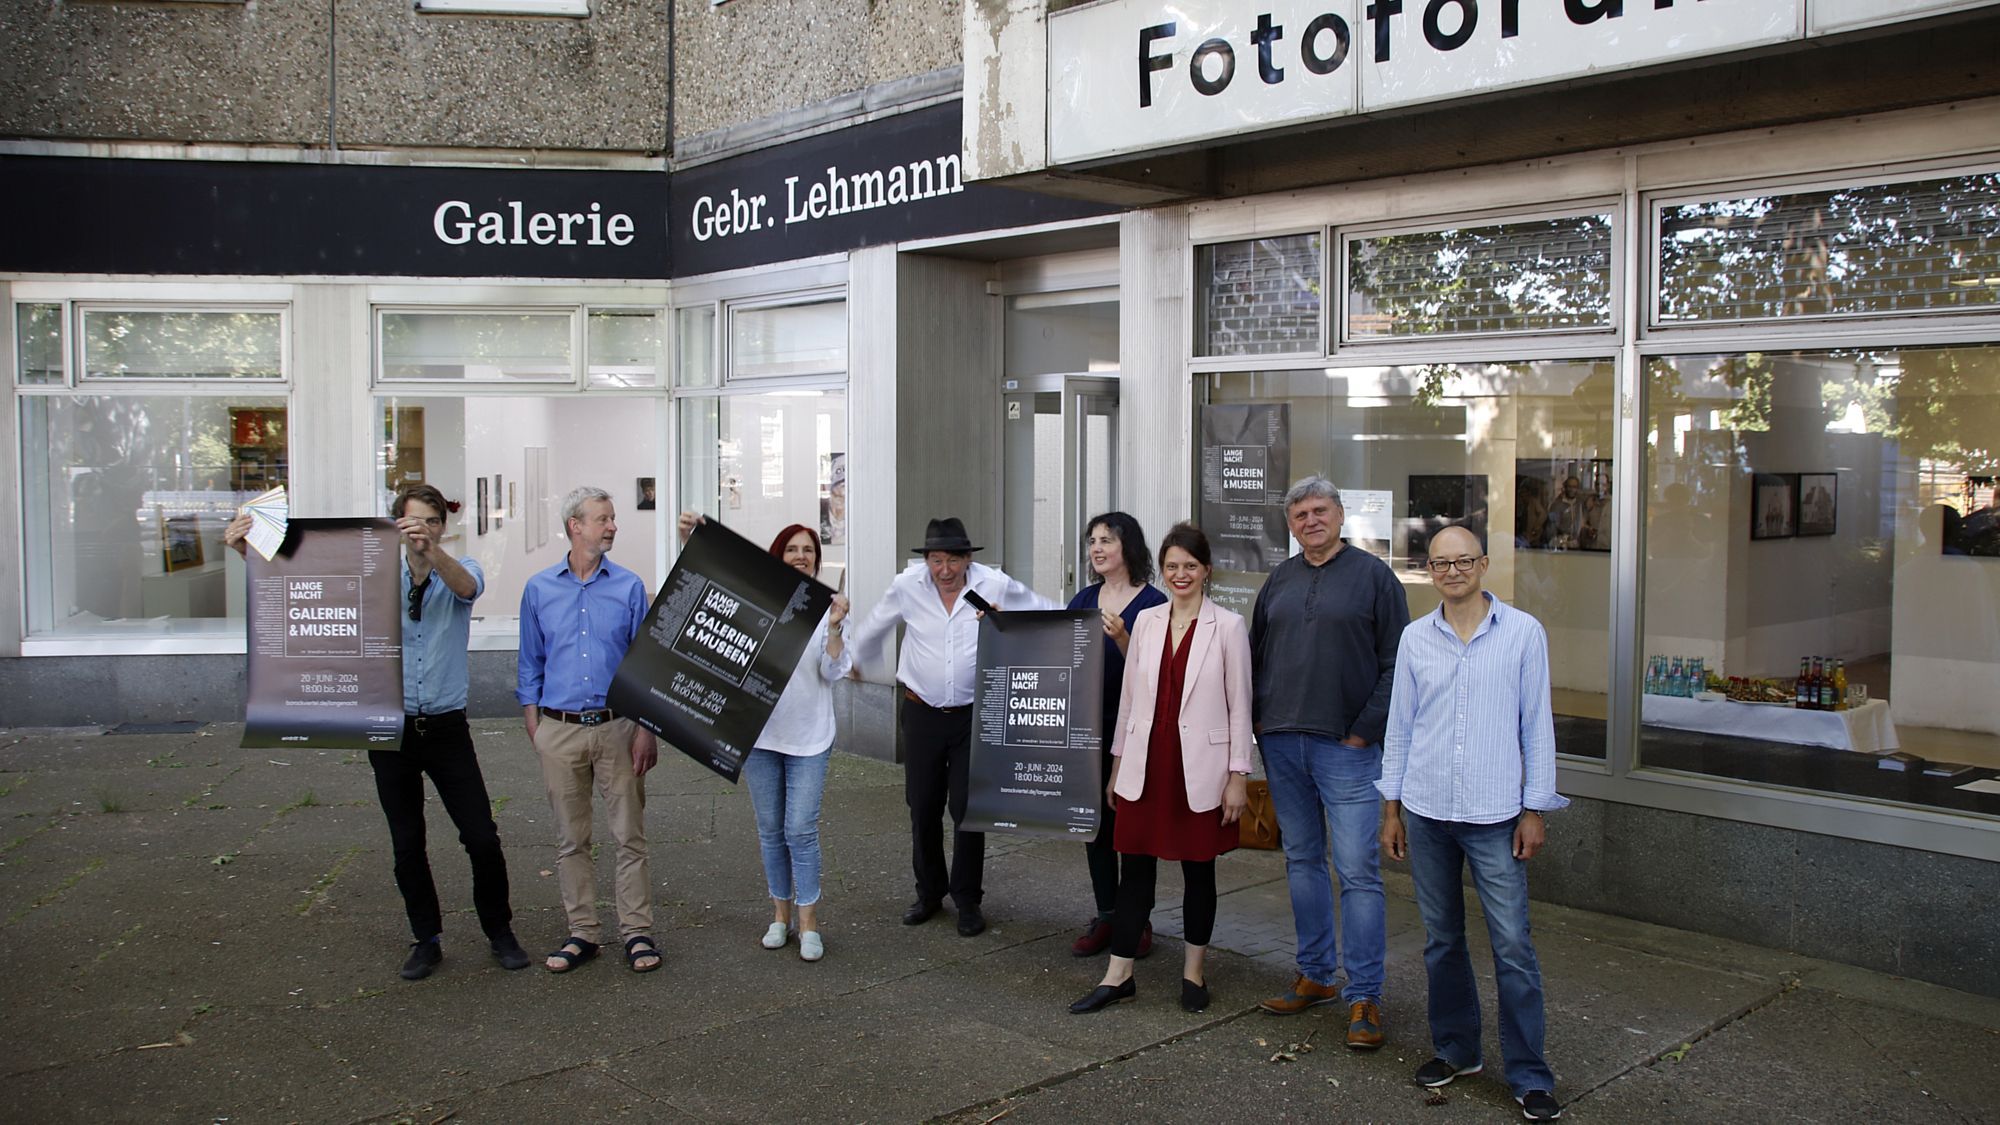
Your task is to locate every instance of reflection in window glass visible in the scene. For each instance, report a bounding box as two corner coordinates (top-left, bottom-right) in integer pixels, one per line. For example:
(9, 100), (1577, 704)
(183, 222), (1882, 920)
(379, 312), (573, 381)
(1347, 214), (1613, 338)
(82, 310), (282, 380)
(676, 305), (717, 388)
(731, 301), (846, 379)
(1657, 173), (2000, 323)
(1004, 294), (1119, 377)
(1204, 360), (1617, 759)
(377, 395), (662, 627)
(1195, 235), (1322, 357)
(17, 304), (63, 385)
(587, 308), (662, 388)
(1641, 347), (2000, 818)
(679, 390), (848, 586)
(21, 395), (286, 636)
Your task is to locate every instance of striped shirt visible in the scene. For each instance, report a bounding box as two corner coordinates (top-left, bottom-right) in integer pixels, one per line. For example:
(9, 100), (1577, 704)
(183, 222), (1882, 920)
(1377, 593), (1570, 824)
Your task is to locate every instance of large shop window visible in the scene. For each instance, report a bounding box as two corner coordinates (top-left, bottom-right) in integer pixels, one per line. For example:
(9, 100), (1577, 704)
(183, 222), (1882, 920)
(1344, 213), (1614, 340)
(1202, 359), (1617, 760)
(1640, 346), (2000, 818)
(17, 306), (287, 638)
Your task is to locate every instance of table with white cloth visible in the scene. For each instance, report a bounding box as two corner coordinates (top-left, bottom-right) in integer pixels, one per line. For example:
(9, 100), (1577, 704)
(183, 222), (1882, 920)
(1640, 695), (1899, 753)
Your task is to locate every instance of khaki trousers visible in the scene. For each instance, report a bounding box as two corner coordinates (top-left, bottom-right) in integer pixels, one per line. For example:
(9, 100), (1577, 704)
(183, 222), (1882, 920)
(533, 716), (651, 942)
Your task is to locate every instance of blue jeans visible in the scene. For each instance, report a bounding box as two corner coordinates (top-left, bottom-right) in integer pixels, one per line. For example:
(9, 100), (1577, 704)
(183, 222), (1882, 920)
(741, 748), (830, 907)
(1259, 732), (1386, 1002)
(1406, 813), (1555, 1097)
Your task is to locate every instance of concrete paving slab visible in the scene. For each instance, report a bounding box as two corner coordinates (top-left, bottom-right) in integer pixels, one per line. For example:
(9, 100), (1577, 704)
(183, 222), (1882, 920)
(373, 1063), (697, 1125)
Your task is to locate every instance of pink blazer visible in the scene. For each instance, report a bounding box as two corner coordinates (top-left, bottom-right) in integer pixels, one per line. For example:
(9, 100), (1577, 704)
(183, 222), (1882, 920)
(1109, 598), (1255, 813)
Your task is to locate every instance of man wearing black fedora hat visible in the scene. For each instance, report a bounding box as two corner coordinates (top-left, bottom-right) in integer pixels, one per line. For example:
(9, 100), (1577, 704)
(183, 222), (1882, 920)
(847, 517), (1059, 936)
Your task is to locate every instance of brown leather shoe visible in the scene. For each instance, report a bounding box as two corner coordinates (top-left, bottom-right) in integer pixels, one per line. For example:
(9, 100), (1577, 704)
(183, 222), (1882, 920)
(1345, 998), (1387, 1049)
(1258, 974), (1340, 1015)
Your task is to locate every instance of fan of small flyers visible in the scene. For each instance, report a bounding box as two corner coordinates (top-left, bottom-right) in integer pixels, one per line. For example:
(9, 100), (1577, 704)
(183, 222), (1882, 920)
(237, 485), (289, 561)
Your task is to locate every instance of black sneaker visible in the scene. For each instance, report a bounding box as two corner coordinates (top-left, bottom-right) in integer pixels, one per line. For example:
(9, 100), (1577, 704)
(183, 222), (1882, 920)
(1518, 1090), (1564, 1121)
(490, 932), (531, 971)
(1414, 1057), (1483, 1087)
(399, 939), (442, 981)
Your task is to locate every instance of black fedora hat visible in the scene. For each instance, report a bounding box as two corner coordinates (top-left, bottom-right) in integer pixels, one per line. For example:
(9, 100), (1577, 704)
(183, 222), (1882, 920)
(912, 517), (982, 554)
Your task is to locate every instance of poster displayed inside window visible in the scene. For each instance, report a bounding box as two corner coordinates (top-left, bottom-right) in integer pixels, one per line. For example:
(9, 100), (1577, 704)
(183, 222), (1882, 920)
(1516, 458), (1613, 552)
(242, 519), (404, 750)
(607, 520), (833, 782)
(1199, 403), (1291, 572)
(963, 610), (1106, 839)
(1642, 346), (2000, 818)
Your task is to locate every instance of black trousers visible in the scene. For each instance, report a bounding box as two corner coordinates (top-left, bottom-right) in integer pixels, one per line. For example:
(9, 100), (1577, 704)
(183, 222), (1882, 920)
(902, 695), (983, 909)
(369, 711), (513, 942)
(1084, 736), (1122, 917)
(1111, 855), (1217, 959)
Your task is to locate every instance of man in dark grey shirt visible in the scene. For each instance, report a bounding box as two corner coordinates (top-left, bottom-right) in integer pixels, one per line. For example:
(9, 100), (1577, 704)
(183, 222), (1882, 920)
(1250, 476), (1410, 1050)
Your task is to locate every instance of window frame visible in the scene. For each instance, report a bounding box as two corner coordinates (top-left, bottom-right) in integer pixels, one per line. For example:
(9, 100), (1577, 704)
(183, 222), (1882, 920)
(1189, 229), (1329, 363)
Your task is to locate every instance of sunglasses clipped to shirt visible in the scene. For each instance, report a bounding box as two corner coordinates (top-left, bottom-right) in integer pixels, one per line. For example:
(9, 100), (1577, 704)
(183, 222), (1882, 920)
(408, 575), (431, 622)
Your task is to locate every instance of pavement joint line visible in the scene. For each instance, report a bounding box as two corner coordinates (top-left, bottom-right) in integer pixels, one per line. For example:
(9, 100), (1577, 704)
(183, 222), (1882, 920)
(1, 811), (59, 858)
(926, 1002), (1267, 1124)
(297, 845), (365, 917)
(1563, 972), (1799, 1109)
(6, 854), (106, 924)
(1819, 982), (1980, 1124)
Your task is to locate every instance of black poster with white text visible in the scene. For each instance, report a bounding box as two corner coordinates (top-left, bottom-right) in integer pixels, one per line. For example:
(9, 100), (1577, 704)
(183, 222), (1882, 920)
(964, 610), (1105, 839)
(607, 520), (832, 782)
(1201, 403), (1292, 574)
(243, 519), (404, 750)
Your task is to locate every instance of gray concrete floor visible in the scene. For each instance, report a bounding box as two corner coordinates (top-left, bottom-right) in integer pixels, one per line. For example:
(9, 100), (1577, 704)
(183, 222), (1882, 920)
(2, 721), (1995, 1124)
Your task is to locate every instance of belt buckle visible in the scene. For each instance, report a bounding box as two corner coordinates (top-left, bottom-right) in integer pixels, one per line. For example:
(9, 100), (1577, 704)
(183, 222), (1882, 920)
(579, 710), (604, 726)
(411, 714), (431, 737)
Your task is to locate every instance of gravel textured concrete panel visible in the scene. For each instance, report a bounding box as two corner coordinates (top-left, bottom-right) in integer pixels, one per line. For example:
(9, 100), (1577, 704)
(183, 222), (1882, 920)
(333, 0), (668, 153)
(672, 0), (960, 142)
(0, 0), (329, 144)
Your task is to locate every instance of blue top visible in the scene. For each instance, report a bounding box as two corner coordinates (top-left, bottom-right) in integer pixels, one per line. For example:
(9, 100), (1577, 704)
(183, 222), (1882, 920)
(403, 555), (485, 716)
(516, 555), (650, 712)
(1377, 593), (1571, 824)
(1068, 581), (1168, 737)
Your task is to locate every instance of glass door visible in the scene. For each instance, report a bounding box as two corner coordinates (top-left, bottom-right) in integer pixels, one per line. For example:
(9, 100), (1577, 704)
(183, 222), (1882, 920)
(1002, 374), (1119, 600)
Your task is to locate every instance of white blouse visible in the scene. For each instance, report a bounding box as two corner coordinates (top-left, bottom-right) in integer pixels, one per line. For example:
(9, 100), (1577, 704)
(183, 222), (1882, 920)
(754, 616), (854, 756)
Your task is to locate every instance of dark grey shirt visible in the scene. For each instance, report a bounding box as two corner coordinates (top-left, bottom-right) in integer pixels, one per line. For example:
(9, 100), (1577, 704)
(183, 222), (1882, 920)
(1249, 543), (1411, 745)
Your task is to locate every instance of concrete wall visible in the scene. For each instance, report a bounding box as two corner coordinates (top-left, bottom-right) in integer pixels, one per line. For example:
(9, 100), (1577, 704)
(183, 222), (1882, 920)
(0, 0), (666, 154)
(672, 0), (959, 143)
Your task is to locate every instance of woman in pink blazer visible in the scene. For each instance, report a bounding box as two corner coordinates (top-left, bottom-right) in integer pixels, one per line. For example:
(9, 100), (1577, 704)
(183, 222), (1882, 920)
(1070, 523), (1253, 1016)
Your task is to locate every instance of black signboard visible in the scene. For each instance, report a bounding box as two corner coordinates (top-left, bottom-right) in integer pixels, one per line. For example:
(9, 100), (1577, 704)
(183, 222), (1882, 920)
(670, 101), (1118, 277)
(607, 520), (832, 782)
(243, 519), (404, 749)
(1201, 403), (1292, 574)
(0, 155), (665, 279)
(963, 609), (1106, 839)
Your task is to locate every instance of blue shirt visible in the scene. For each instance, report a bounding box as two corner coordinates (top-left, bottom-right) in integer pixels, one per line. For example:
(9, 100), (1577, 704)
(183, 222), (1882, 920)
(1377, 593), (1570, 824)
(516, 555), (650, 712)
(1068, 582), (1168, 735)
(403, 556), (484, 715)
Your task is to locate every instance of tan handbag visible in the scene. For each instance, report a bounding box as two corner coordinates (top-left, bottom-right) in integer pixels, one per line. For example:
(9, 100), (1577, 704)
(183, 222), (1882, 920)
(1238, 779), (1282, 850)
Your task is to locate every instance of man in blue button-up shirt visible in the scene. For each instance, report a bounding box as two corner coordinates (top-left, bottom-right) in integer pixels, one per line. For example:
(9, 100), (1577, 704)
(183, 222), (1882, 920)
(517, 486), (660, 975)
(1378, 524), (1569, 1123)
(226, 484), (529, 982)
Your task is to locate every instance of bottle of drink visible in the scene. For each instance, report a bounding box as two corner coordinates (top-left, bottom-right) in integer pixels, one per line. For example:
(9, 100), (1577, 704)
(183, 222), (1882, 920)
(1819, 658), (1836, 711)
(1645, 657), (1660, 695)
(1691, 657), (1706, 693)
(1832, 659), (1849, 711)
(1796, 658), (1813, 709)
(1810, 657), (1826, 711)
(1670, 657), (1686, 698)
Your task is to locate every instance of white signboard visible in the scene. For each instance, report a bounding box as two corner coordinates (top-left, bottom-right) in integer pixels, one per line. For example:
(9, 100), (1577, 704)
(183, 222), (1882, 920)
(1048, 0), (1992, 165)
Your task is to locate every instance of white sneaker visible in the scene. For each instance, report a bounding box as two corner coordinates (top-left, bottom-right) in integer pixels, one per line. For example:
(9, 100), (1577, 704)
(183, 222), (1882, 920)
(760, 922), (790, 950)
(799, 931), (824, 962)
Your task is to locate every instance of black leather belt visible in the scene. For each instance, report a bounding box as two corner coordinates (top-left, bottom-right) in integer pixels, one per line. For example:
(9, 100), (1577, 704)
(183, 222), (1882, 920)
(405, 709), (466, 737)
(903, 687), (969, 713)
(540, 706), (617, 726)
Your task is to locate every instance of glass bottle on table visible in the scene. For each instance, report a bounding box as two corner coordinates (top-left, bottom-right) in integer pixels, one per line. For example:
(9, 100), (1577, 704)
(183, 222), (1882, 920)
(1796, 658), (1813, 709)
(1832, 659), (1849, 711)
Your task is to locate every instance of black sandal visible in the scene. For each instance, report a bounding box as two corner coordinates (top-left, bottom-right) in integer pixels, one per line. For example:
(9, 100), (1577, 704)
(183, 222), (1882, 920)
(624, 934), (662, 974)
(544, 936), (599, 973)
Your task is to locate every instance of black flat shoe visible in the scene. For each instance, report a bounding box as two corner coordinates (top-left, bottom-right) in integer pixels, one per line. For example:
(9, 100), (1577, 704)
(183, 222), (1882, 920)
(1181, 978), (1210, 1013)
(956, 904), (987, 937)
(1068, 979), (1136, 1014)
(489, 933), (531, 972)
(399, 939), (441, 981)
(902, 900), (942, 926)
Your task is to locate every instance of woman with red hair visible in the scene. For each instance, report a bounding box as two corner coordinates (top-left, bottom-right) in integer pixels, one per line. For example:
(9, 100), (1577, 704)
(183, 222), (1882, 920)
(679, 514), (850, 961)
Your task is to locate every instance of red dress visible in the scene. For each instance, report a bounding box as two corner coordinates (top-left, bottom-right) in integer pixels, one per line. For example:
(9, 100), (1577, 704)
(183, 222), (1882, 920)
(1113, 621), (1239, 862)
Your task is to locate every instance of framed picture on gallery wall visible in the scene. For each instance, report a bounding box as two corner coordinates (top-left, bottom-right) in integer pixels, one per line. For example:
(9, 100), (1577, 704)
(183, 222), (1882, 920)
(492, 475), (503, 529)
(1797, 473), (1837, 536)
(1514, 457), (1613, 552)
(1401, 474), (1489, 568)
(161, 511), (204, 572)
(1751, 473), (1797, 540)
(637, 477), (657, 510)
(476, 477), (489, 536)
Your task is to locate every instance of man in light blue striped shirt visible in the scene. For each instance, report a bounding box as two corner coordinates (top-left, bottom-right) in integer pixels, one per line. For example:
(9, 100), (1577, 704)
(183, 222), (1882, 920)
(1379, 524), (1569, 1122)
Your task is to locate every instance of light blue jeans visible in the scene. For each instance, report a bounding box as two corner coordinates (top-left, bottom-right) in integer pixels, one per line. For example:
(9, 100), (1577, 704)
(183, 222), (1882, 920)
(741, 748), (830, 907)
(1259, 732), (1387, 1002)
(1406, 812), (1555, 1097)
